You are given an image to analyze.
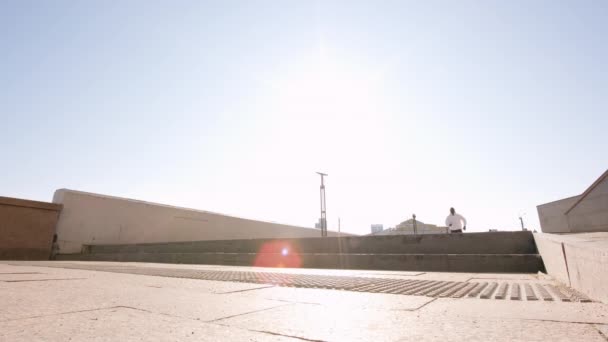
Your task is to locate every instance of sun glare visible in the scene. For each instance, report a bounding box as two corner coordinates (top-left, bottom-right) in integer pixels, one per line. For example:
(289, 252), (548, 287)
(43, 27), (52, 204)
(269, 53), (384, 123)
(256, 52), (391, 165)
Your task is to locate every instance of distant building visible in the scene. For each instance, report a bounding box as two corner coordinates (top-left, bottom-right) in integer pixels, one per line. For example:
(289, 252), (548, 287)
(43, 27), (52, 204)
(371, 224), (384, 234)
(369, 218), (448, 236)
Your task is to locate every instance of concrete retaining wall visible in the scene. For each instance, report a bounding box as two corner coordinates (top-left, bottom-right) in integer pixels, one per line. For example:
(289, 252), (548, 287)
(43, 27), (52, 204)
(53, 189), (346, 254)
(87, 231), (538, 255)
(534, 233), (608, 303)
(61, 231), (542, 273)
(59, 252), (544, 273)
(0, 196), (62, 260)
(532, 233), (570, 285)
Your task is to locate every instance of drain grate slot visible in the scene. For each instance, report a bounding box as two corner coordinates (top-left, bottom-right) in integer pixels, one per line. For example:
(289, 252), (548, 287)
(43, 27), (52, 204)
(7, 262), (593, 303)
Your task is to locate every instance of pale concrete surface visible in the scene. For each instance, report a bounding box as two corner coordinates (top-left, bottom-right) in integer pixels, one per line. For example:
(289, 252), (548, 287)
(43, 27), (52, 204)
(1, 261), (608, 342)
(534, 232), (608, 303)
(52, 189), (347, 254)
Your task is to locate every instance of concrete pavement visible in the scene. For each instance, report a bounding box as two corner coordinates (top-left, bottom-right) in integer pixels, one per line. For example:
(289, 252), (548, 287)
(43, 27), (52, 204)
(1, 261), (607, 341)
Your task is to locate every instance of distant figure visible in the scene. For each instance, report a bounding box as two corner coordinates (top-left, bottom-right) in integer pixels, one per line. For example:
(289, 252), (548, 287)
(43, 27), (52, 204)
(445, 207), (467, 233)
(50, 234), (59, 260)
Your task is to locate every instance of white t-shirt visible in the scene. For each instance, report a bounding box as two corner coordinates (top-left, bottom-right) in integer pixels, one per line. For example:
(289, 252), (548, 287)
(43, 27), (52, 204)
(445, 213), (467, 231)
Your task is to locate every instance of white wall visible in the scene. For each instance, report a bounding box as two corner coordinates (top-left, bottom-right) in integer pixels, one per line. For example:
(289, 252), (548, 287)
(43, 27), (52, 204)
(536, 196), (580, 233)
(53, 189), (348, 254)
(537, 176), (608, 234)
(567, 178), (608, 232)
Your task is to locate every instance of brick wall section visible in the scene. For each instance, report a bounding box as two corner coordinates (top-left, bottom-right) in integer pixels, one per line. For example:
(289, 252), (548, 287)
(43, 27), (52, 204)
(0, 196), (62, 260)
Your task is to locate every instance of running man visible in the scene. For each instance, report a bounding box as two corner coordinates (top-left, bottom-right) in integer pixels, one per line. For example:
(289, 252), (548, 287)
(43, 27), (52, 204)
(445, 207), (467, 233)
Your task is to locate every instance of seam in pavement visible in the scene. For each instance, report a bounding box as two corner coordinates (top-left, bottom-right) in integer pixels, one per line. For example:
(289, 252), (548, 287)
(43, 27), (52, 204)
(247, 329), (327, 342)
(0, 272), (42, 275)
(595, 324), (608, 341)
(0, 305), (188, 323)
(266, 298), (322, 306)
(113, 305), (206, 322)
(212, 322), (327, 342)
(515, 318), (608, 326)
(0, 306), (124, 323)
(467, 277), (537, 281)
(390, 297), (438, 312)
(1, 278), (86, 283)
(217, 285), (276, 294)
(0, 301), (295, 327)
(207, 303), (294, 323)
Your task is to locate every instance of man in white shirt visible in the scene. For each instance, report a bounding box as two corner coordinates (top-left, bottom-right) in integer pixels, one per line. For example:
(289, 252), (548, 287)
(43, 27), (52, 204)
(445, 207), (467, 233)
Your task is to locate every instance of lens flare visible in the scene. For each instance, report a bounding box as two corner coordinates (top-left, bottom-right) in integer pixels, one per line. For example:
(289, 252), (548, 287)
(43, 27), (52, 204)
(254, 241), (301, 269)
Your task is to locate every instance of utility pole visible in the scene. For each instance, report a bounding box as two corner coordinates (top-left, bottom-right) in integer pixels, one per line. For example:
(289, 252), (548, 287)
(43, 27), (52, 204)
(519, 212), (526, 231)
(316, 172), (328, 237)
(412, 214), (417, 235)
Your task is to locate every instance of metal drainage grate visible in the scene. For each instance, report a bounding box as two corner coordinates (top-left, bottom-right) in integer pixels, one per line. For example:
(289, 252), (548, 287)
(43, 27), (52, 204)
(9, 262), (592, 303)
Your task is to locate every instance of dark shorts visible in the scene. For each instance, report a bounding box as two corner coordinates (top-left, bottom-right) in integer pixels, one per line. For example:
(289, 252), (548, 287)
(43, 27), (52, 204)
(450, 229), (463, 233)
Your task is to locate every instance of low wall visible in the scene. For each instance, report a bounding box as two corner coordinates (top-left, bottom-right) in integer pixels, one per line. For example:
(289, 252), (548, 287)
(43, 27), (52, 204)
(53, 189), (347, 254)
(534, 233), (608, 303)
(0, 196), (62, 260)
(87, 231), (538, 255)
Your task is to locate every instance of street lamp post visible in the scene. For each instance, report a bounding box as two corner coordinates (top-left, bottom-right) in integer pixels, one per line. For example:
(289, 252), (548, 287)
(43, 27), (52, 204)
(316, 172), (328, 237)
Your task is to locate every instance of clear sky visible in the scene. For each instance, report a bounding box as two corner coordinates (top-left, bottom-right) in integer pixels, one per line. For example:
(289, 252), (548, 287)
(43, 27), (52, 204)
(1, 1), (606, 235)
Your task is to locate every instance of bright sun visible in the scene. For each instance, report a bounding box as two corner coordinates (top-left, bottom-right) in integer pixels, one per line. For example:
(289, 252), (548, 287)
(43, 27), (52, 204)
(253, 49), (392, 171)
(269, 53), (384, 124)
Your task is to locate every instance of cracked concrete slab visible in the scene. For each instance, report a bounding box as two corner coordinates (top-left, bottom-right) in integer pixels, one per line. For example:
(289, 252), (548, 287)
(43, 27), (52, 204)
(0, 279), (288, 323)
(2, 261), (608, 341)
(216, 303), (606, 342)
(1, 278), (86, 283)
(0, 273), (55, 281)
(0, 265), (290, 323)
(0, 262), (277, 293)
(0, 306), (295, 342)
(419, 298), (608, 324)
(596, 324), (608, 340)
